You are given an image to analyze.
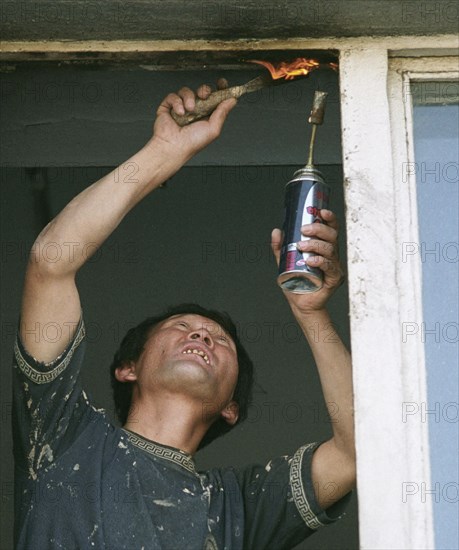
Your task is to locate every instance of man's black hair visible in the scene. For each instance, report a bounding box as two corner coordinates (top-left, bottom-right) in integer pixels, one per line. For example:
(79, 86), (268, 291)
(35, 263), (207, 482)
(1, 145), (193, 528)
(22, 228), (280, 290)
(109, 303), (254, 450)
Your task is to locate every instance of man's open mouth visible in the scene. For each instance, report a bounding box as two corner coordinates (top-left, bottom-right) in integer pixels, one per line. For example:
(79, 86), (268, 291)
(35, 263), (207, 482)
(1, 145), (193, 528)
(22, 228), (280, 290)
(182, 347), (210, 365)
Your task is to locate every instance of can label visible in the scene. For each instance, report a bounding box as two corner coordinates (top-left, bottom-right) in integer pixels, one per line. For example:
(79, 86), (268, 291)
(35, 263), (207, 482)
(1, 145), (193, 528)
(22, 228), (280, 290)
(278, 170), (330, 293)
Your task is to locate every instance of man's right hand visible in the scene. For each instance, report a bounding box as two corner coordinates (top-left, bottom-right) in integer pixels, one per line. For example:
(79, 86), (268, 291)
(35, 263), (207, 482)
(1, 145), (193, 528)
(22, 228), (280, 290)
(151, 79), (237, 163)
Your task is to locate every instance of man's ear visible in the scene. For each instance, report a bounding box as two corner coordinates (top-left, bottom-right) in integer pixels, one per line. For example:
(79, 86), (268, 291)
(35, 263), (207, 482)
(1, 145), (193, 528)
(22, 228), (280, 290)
(220, 400), (239, 426)
(114, 361), (137, 383)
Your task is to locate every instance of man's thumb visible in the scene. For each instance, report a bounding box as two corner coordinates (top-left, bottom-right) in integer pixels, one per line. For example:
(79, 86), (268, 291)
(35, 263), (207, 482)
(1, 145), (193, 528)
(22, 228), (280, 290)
(271, 228), (283, 267)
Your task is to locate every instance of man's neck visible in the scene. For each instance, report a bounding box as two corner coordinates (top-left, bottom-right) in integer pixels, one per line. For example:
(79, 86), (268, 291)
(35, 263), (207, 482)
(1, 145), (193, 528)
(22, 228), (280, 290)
(123, 393), (211, 455)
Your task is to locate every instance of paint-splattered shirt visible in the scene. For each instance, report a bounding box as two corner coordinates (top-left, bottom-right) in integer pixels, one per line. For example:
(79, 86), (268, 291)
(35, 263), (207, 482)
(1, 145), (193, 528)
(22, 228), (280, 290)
(13, 316), (350, 550)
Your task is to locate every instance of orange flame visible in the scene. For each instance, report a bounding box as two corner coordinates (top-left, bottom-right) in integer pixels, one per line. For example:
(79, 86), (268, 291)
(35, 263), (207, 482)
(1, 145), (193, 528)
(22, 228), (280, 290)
(249, 58), (321, 80)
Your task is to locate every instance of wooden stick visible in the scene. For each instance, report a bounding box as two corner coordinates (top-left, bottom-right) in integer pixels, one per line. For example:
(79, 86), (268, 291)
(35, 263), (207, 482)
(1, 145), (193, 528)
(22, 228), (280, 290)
(170, 74), (271, 126)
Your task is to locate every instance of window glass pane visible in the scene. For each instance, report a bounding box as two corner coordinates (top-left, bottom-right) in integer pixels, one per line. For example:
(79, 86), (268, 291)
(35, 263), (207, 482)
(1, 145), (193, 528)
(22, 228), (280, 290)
(412, 80), (459, 550)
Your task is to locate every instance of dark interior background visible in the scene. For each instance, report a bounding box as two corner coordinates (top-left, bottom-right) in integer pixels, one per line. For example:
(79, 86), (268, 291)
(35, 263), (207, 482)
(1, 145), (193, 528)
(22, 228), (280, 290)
(0, 63), (358, 549)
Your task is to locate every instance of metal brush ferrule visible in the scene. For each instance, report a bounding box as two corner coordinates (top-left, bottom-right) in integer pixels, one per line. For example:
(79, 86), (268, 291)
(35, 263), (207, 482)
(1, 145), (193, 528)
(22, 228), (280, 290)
(306, 91), (328, 168)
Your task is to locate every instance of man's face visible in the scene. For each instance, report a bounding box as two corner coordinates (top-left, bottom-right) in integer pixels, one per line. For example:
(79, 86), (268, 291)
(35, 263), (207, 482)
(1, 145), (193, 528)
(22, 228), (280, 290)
(131, 314), (239, 420)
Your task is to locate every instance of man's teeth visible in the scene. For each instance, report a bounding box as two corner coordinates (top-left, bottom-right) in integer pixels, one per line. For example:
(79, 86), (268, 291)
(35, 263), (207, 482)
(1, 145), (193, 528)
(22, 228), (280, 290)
(182, 349), (210, 365)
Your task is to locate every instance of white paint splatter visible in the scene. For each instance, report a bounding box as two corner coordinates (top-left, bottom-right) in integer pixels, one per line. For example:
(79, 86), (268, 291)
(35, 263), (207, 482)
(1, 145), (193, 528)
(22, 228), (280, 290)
(153, 499), (175, 507)
(182, 488), (194, 495)
(265, 461), (272, 472)
(200, 481), (213, 504)
(73, 464), (80, 471)
(88, 523), (98, 546)
(118, 441), (127, 449)
(28, 445), (37, 479)
(36, 444), (54, 469)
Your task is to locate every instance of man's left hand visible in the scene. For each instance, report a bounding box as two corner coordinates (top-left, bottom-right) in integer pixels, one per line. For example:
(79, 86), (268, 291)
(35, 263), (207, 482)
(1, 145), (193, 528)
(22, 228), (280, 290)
(271, 209), (345, 315)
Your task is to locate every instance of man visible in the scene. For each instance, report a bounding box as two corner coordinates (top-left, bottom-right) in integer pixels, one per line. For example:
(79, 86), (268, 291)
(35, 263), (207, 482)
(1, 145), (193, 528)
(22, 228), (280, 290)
(13, 80), (355, 549)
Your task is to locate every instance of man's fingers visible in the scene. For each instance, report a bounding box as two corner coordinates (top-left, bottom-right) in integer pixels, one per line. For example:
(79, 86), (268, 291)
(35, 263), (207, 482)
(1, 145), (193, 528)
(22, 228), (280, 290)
(271, 228), (283, 266)
(217, 78), (229, 90)
(177, 87), (197, 112)
(307, 255), (345, 285)
(320, 209), (339, 231)
(271, 228), (283, 249)
(157, 92), (186, 116)
(197, 84), (212, 100)
(158, 79), (231, 122)
(300, 223), (338, 244)
(297, 239), (336, 260)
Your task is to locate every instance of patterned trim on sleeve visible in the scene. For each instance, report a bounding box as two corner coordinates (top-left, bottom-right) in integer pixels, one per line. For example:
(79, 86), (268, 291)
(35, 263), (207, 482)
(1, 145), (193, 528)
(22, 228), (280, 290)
(13, 320), (86, 384)
(290, 443), (325, 530)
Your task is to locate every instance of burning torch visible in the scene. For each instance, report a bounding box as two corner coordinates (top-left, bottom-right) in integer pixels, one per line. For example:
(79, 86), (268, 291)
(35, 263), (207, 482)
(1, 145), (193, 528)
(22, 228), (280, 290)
(170, 58), (328, 126)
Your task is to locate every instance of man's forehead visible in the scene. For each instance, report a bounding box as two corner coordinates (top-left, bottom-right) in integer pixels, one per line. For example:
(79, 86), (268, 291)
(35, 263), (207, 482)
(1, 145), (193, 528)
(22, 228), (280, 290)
(165, 313), (232, 336)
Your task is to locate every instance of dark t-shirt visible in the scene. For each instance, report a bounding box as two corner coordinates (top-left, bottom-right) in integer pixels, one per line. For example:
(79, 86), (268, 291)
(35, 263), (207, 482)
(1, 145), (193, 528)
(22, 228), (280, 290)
(12, 314), (350, 550)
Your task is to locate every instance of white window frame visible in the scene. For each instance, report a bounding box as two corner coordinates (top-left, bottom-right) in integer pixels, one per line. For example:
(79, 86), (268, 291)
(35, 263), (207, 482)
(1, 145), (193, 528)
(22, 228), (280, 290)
(340, 51), (458, 550)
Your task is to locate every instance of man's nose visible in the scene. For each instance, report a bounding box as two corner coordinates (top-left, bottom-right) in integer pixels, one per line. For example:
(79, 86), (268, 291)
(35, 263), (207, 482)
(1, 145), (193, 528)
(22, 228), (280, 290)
(189, 330), (213, 347)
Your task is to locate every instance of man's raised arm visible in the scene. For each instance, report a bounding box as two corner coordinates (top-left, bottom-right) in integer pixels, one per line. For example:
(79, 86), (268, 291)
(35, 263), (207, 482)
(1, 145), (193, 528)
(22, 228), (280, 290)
(271, 210), (356, 510)
(20, 83), (236, 363)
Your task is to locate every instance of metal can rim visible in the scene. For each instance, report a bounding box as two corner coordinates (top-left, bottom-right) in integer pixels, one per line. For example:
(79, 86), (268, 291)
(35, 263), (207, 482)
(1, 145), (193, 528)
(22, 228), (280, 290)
(287, 167), (325, 186)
